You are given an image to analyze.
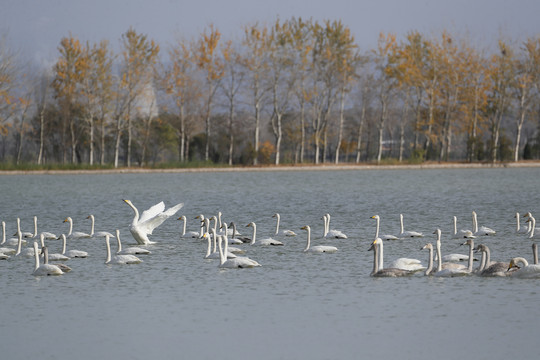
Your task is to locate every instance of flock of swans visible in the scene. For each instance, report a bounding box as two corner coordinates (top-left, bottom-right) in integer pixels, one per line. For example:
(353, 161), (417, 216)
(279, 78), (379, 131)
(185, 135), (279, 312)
(1, 196), (540, 278)
(369, 211), (540, 278)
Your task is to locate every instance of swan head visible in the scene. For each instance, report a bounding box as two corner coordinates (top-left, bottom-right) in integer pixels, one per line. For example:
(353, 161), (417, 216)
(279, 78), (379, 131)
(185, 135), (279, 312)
(523, 212), (532, 218)
(86, 215), (94, 220)
(300, 225), (310, 231)
(370, 215), (379, 220)
(421, 243), (433, 251)
(461, 239), (474, 247)
(272, 213), (279, 218)
(123, 199), (133, 206)
(368, 238), (382, 251)
(433, 228), (442, 237)
(246, 222), (255, 228)
(473, 244), (487, 253)
(63, 217), (72, 223)
(195, 214), (204, 220)
(508, 259), (520, 271)
(177, 215), (186, 221)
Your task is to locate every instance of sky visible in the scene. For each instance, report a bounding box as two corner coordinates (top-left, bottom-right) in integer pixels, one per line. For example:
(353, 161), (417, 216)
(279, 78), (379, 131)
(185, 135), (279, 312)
(2, 0), (540, 67)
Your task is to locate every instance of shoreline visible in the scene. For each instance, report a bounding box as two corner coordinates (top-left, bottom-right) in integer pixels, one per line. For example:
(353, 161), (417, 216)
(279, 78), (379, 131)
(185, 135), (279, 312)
(2, 161), (540, 175)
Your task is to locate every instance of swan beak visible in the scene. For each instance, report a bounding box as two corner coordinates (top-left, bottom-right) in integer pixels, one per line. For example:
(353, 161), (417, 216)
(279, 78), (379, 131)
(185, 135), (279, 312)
(368, 243), (375, 251)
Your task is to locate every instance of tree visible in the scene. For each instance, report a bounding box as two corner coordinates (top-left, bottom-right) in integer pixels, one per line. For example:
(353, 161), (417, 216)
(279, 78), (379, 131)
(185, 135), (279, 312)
(241, 23), (270, 165)
(0, 34), (17, 133)
(193, 24), (224, 162)
(165, 37), (200, 163)
(485, 40), (514, 163)
(371, 33), (399, 164)
(52, 35), (86, 164)
(220, 40), (244, 165)
(116, 27), (159, 167)
(510, 37), (539, 162)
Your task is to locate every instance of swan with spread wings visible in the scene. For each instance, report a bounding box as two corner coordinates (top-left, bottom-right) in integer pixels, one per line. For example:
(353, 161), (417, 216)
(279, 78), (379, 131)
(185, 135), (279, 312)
(123, 199), (184, 245)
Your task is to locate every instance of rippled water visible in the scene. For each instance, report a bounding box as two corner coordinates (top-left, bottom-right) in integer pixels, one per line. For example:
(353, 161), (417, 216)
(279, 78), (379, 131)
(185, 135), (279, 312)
(1, 168), (540, 359)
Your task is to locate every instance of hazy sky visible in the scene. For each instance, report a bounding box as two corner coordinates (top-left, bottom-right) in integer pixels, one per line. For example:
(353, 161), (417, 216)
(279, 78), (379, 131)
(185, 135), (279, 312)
(2, 0), (540, 65)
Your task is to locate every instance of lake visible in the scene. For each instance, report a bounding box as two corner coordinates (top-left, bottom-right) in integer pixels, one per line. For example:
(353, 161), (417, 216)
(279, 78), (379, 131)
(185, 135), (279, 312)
(1, 167), (539, 359)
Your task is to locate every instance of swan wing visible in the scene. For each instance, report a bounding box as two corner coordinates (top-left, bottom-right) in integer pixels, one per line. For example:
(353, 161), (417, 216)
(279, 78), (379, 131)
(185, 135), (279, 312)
(139, 203), (184, 234)
(138, 201), (166, 224)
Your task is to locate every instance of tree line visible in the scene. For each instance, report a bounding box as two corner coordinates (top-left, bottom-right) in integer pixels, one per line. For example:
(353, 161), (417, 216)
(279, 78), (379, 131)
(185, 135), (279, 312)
(1, 17), (540, 168)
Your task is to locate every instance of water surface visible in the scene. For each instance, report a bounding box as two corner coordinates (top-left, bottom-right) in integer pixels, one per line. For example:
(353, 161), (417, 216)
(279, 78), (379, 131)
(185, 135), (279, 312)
(1, 168), (539, 359)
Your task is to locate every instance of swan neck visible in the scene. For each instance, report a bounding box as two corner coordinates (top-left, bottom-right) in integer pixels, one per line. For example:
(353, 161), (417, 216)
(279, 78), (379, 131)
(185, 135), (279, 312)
(67, 218), (73, 236)
(400, 214), (404, 233)
(212, 229), (217, 253)
(533, 244), (538, 265)
(436, 240), (442, 272)
(181, 218), (186, 235)
(34, 242), (40, 271)
(467, 241), (474, 272)
(529, 217), (536, 238)
(105, 236), (111, 263)
(515, 257), (529, 268)
(425, 247), (433, 275)
(205, 233), (211, 257)
(516, 213), (520, 232)
(33, 216), (38, 237)
(371, 241), (380, 275)
(16, 230), (22, 255)
(218, 236), (225, 265)
(472, 212), (478, 233)
(484, 246), (491, 266)
(304, 227), (311, 251)
(323, 216), (328, 236)
(275, 215), (280, 235)
(116, 231), (122, 252)
(62, 235), (67, 254)
(374, 217), (380, 238)
(378, 239), (384, 269)
(89, 216), (95, 236)
(453, 217), (458, 235)
(1, 221), (5, 245)
(43, 247), (49, 264)
(250, 223), (256, 245)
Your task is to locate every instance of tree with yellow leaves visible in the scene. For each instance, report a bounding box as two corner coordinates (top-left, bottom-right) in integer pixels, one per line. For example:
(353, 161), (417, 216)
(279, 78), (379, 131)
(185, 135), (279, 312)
(115, 27), (159, 168)
(192, 24), (224, 162)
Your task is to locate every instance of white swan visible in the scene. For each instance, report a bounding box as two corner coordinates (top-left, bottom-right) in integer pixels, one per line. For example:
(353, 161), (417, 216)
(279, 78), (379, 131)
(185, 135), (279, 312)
(15, 229), (35, 258)
(41, 246), (72, 272)
(525, 216), (540, 239)
(398, 214), (423, 238)
(433, 229), (467, 272)
(515, 212), (529, 234)
(87, 215), (115, 238)
(5, 218), (27, 246)
(471, 211), (496, 236)
(368, 238), (413, 277)
(32, 242), (63, 276)
(370, 215), (399, 240)
(272, 213), (297, 236)
(217, 235), (261, 268)
(452, 216), (475, 239)
(301, 225), (337, 253)
(204, 230), (236, 259)
(246, 222), (283, 246)
(60, 234), (88, 258)
(123, 199), (184, 245)
(116, 229), (151, 255)
(104, 234), (142, 265)
(0, 221), (16, 254)
(63, 217), (92, 239)
(507, 257), (540, 278)
(40, 234), (69, 261)
(322, 214), (347, 239)
(18, 216), (37, 238)
(374, 236), (424, 271)
(228, 222), (251, 243)
(178, 216), (200, 238)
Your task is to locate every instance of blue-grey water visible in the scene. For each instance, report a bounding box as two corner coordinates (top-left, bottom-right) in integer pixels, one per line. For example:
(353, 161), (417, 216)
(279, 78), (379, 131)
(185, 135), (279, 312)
(1, 167), (540, 359)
